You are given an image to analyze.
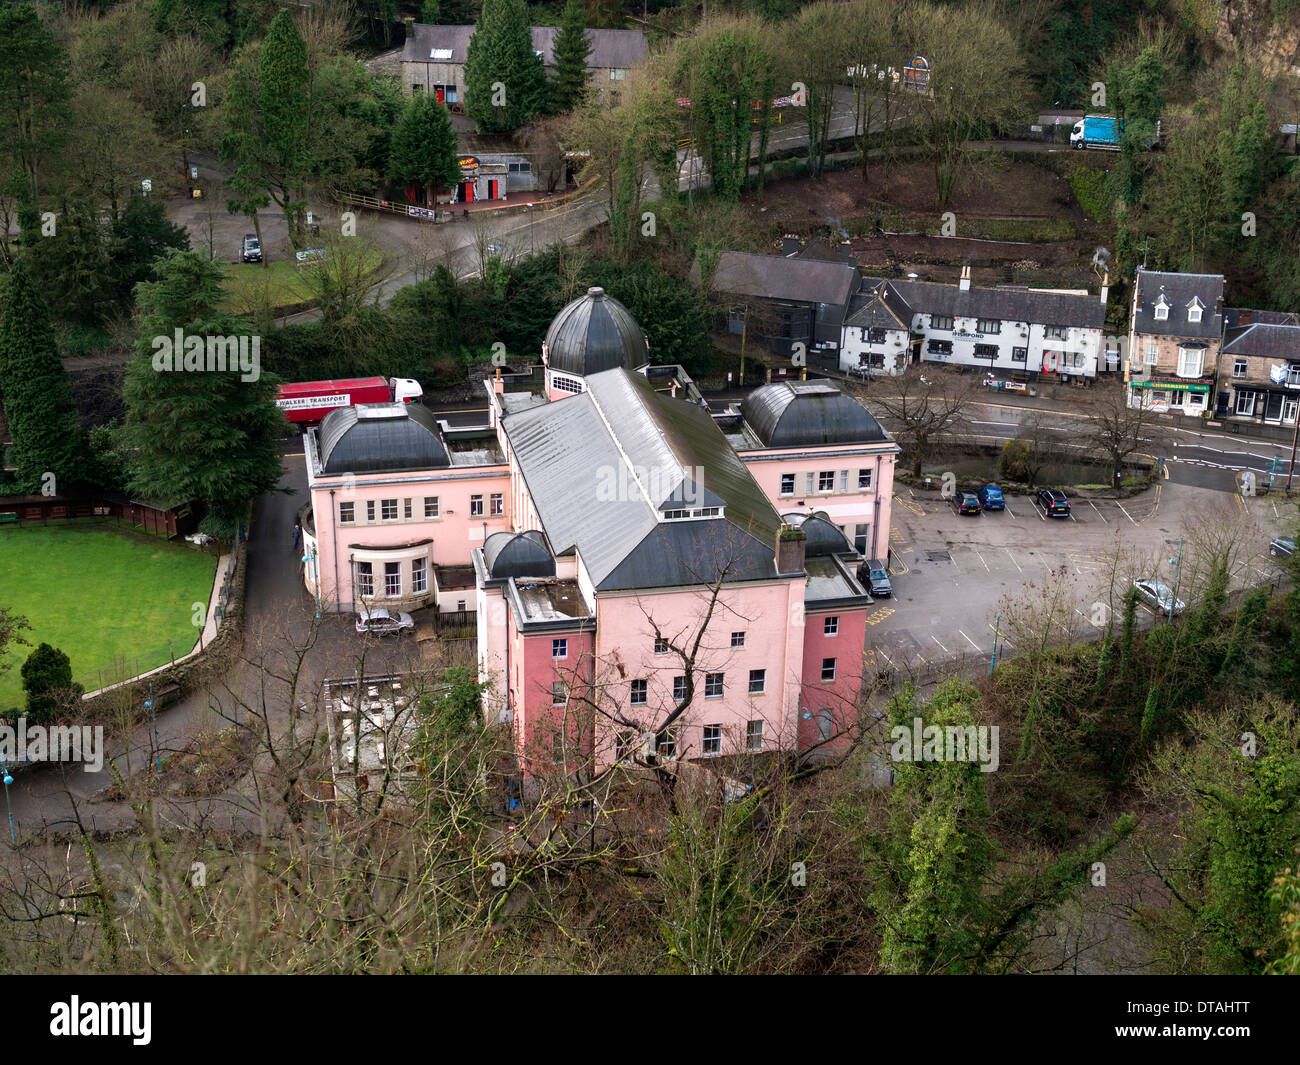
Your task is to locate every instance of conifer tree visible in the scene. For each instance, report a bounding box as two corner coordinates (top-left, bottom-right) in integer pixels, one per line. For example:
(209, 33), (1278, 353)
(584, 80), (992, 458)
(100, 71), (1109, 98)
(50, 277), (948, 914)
(549, 0), (592, 114)
(388, 94), (462, 206)
(0, 258), (86, 493)
(463, 0), (546, 134)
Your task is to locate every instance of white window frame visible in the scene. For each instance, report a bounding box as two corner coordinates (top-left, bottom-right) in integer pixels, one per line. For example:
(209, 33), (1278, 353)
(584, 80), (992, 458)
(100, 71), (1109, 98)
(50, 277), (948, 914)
(824, 616), (839, 636)
(339, 501), (355, 524)
(1177, 347), (1203, 378)
(1154, 301), (1169, 321)
(552, 638), (567, 659)
(780, 473), (795, 496)
(817, 471), (835, 493)
(858, 468), (872, 490)
(702, 724), (722, 755)
(731, 631), (745, 648)
(412, 556), (427, 594)
(746, 720), (763, 751)
(384, 561), (401, 597)
(630, 679), (647, 705)
(424, 496), (440, 518)
(470, 495), (484, 517)
(748, 668), (765, 694)
(380, 498), (399, 522)
(821, 657), (836, 682)
(1233, 359), (1247, 378)
(1235, 391), (1255, 416)
(490, 493), (504, 516)
(704, 672), (724, 698)
(1145, 343), (1159, 366)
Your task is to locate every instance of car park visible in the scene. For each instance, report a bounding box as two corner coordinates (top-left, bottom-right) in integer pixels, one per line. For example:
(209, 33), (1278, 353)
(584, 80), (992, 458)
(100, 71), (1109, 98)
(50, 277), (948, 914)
(355, 607), (415, 636)
(1036, 488), (1071, 518)
(1131, 578), (1185, 616)
(241, 233), (262, 263)
(977, 485), (1004, 511)
(1270, 537), (1295, 559)
(951, 491), (982, 516)
(858, 558), (893, 597)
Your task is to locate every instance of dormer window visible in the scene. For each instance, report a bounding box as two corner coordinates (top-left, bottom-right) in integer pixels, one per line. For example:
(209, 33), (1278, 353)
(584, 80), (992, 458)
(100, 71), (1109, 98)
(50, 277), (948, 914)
(1186, 299), (1204, 324)
(1153, 299), (1169, 321)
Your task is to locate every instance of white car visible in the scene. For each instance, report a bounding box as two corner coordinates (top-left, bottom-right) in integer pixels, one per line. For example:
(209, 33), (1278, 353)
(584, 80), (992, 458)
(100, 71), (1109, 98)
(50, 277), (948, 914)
(1131, 578), (1185, 616)
(355, 608), (415, 636)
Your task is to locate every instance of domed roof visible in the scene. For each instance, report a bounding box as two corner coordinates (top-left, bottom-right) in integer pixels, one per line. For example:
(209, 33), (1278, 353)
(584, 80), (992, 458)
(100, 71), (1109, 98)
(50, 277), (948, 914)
(545, 286), (647, 377)
(742, 380), (887, 447)
(483, 530), (555, 580)
(781, 511), (853, 557)
(318, 403), (449, 474)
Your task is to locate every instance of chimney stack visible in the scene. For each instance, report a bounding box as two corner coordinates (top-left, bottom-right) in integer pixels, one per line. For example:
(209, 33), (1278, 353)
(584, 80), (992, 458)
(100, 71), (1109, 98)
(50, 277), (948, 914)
(776, 523), (807, 576)
(1100, 270), (1109, 306)
(782, 234), (800, 257)
(959, 263), (971, 292)
(839, 240), (852, 265)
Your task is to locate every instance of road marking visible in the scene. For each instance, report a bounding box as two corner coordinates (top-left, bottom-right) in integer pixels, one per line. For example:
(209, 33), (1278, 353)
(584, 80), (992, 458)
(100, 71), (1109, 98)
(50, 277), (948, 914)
(931, 635), (951, 655)
(958, 629), (982, 653)
(1005, 503), (1017, 519)
(988, 622), (1013, 647)
(974, 549), (991, 573)
(1004, 548), (1023, 573)
(284, 452), (305, 458)
(877, 648), (895, 666)
(1089, 500), (1108, 524)
(1116, 500), (1138, 526)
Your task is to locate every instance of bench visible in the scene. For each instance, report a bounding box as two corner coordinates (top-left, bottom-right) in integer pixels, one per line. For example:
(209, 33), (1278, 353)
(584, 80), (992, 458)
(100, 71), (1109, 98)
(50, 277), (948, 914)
(0, 513), (17, 525)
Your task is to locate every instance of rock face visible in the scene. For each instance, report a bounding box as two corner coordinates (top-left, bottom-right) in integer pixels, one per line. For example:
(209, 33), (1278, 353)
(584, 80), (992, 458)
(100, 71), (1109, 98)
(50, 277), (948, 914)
(1214, 0), (1300, 79)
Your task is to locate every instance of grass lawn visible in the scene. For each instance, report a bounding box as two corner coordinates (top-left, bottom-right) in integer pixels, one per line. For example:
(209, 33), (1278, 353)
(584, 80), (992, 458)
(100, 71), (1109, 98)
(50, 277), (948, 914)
(221, 242), (386, 316)
(0, 523), (218, 711)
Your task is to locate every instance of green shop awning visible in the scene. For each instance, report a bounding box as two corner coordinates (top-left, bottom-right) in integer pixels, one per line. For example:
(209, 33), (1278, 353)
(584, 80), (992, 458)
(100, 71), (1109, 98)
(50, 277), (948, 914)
(1130, 379), (1212, 393)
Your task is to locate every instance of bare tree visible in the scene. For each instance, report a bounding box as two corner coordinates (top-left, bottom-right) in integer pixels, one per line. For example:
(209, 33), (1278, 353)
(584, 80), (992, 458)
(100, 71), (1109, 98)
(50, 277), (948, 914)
(852, 368), (978, 477)
(1083, 384), (1165, 488)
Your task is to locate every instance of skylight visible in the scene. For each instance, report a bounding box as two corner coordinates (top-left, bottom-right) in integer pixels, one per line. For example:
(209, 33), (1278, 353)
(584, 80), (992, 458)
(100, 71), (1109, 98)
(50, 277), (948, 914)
(430, 48), (453, 59)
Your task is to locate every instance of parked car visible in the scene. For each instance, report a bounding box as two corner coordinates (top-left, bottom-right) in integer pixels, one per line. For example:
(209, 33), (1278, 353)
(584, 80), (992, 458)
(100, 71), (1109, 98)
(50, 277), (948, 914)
(1270, 536), (1295, 559)
(1036, 488), (1071, 518)
(241, 233), (262, 263)
(951, 491), (982, 516)
(858, 558), (893, 597)
(355, 608), (415, 636)
(1131, 578), (1185, 616)
(977, 484), (1005, 511)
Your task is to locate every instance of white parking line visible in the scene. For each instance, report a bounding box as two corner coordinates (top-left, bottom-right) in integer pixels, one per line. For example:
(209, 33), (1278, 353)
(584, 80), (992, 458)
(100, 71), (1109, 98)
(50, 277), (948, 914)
(1089, 500), (1108, 524)
(974, 550), (991, 573)
(931, 635), (952, 655)
(950, 554), (961, 573)
(877, 648), (895, 666)
(1116, 501), (1138, 526)
(988, 622), (1013, 647)
(1004, 548), (1023, 573)
(958, 629), (982, 653)
(1005, 504), (1017, 519)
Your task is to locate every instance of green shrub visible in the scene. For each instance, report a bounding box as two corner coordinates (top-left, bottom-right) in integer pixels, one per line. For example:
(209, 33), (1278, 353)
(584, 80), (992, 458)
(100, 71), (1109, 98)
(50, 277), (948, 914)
(21, 643), (79, 722)
(1071, 166), (1116, 222)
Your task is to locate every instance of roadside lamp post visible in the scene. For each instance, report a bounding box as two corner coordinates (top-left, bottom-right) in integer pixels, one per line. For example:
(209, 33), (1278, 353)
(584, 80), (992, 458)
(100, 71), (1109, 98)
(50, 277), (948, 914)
(1, 759), (14, 843)
(1167, 536), (1184, 623)
(303, 545), (321, 618)
(989, 611), (1002, 674)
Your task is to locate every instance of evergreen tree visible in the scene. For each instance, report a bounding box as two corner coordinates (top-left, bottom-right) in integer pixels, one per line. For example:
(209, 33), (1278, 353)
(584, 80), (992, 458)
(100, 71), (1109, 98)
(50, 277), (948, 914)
(258, 10), (311, 244)
(0, 3), (71, 201)
(463, 0), (546, 134)
(0, 259), (87, 493)
(548, 0), (592, 114)
(21, 643), (75, 722)
(388, 94), (462, 206)
(121, 249), (284, 536)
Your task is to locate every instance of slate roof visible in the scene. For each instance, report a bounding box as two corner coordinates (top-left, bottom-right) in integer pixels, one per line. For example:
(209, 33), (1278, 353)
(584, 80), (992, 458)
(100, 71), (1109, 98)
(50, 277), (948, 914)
(741, 380), (890, 448)
(318, 404), (450, 475)
(1131, 270), (1224, 340)
(1221, 323), (1300, 360)
(884, 279), (1105, 329)
(1224, 307), (1300, 329)
(503, 368), (782, 592)
(545, 286), (647, 377)
(704, 251), (860, 308)
(781, 511), (854, 557)
(845, 288), (908, 331)
(401, 24), (647, 69)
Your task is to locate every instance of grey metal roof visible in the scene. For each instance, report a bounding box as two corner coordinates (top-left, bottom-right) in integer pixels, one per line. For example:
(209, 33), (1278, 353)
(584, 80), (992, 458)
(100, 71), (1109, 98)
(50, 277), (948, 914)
(401, 24), (647, 69)
(545, 286), (647, 377)
(1224, 307), (1300, 329)
(1221, 323), (1300, 360)
(780, 511), (854, 556)
(503, 367), (782, 592)
(884, 279), (1105, 329)
(1132, 270), (1224, 339)
(704, 251), (860, 308)
(483, 530), (555, 580)
(741, 380), (889, 447)
(318, 404), (450, 475)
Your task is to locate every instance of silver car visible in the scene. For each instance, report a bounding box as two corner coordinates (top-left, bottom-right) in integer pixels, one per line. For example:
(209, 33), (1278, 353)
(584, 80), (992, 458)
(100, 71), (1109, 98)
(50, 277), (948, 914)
(1270, 537), (1295, 560)
(355, 607), (415, 636)
(1131, 578), (1185, 616)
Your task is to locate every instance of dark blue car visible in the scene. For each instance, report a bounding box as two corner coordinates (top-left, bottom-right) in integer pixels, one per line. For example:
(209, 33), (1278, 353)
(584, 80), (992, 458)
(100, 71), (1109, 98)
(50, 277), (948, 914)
(977, 485), (1004, 511)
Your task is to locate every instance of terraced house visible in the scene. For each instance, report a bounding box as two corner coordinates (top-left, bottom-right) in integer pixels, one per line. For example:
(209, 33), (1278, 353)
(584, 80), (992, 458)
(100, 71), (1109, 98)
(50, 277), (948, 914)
(1125, 269), (1225, 417)
(1216, 309), (1300, 429)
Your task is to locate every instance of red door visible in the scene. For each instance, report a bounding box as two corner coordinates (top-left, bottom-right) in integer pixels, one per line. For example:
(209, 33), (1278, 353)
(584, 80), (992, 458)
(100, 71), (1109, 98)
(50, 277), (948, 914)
(489, 179), (499, 199)
(435, 87), (445, 103)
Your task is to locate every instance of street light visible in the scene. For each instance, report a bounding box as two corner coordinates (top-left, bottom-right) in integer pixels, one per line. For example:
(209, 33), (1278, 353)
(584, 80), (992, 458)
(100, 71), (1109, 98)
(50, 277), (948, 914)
(989, 611), (1002, 674)
(144, 683), (160, 774)
(1, 758), (14, 843)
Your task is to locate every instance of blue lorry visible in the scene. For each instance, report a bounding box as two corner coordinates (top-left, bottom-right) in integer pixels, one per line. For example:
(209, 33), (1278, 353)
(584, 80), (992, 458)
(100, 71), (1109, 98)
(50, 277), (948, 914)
(1070, 114), (1160, 151)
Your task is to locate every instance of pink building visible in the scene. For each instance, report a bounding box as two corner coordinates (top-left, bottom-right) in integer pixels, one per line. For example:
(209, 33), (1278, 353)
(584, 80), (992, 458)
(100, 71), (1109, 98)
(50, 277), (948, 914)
(301, 287), (899, 772)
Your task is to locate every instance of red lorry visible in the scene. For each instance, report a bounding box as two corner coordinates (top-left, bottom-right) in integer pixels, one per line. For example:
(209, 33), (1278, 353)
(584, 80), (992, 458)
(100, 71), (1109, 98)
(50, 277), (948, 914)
(275, 376), (424, 424)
